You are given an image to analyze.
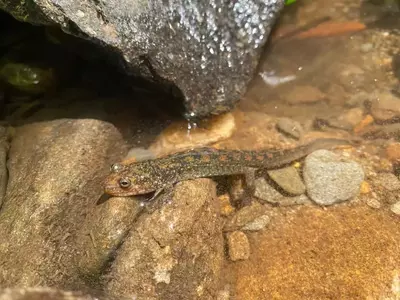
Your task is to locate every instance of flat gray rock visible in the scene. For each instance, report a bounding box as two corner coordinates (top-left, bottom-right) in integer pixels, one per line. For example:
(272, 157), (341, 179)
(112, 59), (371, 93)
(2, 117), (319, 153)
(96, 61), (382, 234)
(303, 150), (364, 206)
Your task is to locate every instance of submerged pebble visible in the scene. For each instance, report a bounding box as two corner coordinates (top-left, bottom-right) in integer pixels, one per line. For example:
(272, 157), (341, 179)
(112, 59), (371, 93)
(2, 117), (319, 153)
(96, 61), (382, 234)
(276, 117), (304, 139)
(326, 107), (364, 130)
(241, 214), (270, 231)
(226, 231), (250, 261)
(370, 91), (400, 122)
(223, 202), (268, 232)
(386, 143), (400, 163)
(267, 166), (305, 195)
(303, 150), (364, 205)
(345, 91), (370, 108)
(365, 197), (382, 209)
(360, 43), (373, 52)
(372, 173), (400, 191)
(253, 177), (283, 203)
(390, 201), (400, 215)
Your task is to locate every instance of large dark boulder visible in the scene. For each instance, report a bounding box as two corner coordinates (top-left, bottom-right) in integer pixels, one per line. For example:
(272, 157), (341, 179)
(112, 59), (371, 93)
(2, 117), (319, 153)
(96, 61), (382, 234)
(0, 1), (284, 118)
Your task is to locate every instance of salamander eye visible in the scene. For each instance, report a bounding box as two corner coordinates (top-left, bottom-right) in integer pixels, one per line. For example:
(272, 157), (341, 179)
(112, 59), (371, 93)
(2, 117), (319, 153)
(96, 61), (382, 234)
(119, 178), (131, 188)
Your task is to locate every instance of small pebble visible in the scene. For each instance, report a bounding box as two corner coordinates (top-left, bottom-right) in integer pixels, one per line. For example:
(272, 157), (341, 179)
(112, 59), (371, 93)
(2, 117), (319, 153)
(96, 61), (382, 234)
(285, 85), (326, 104)
(216, 285), (231, 300)
(386, 143), (400, 163)
(253, 177), (283, 203)
(390, 201), (400, 215)
(267, 166), (306, 195)
(276, 117), (304, 139)
(241, 214), (270, 231)
(365, 198), (381, 209)
(370, 91), (400, 122)
(223, 202), (268, 232)
(219, 194), (235, 216)
(327, 108), (364, 130)
(345, 91), (370, 108)
(360, 181), (371, 194)
(372, 173), (400, 191)
(303, 150), (365, 206)
(360, 43), (373, 52)
(227, 231), (250, 261)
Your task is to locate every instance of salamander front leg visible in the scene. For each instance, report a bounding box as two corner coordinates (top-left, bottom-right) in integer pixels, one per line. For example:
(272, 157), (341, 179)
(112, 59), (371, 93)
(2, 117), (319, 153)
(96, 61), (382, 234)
(244, 168), (257, 190)
(142, 183), (175, 213)
(148, 187), (166, 201)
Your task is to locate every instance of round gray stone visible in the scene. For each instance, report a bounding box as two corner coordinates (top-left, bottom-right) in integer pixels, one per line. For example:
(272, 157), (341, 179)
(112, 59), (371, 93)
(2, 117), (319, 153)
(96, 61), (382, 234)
(303, 150), (364, 206)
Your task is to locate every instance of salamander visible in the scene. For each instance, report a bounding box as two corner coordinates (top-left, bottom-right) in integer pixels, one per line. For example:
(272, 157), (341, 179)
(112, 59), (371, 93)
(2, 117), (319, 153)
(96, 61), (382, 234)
(104, 138), (353, 197)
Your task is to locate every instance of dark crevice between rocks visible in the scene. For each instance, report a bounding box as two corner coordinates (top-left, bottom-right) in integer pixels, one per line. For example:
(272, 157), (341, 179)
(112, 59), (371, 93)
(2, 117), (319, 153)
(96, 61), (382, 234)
(0, 10), (186, 132)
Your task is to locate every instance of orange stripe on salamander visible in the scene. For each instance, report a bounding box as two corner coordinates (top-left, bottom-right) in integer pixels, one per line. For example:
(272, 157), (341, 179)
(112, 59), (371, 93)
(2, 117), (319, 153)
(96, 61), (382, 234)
(184, 155), (195, 162)
(201, 155), (211, 162)
(232, 153), (241, 160)
(219, 155), (228, 161)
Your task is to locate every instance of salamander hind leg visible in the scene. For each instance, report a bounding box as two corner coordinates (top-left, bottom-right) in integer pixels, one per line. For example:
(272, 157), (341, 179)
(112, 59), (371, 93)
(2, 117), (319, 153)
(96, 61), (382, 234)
(234, 168), (257, 208)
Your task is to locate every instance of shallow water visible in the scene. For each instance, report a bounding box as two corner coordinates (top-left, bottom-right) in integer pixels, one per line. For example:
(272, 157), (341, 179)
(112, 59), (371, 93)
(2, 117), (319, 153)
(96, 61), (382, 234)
(220, 0), (400, 298)
(1, 0), (400, 299)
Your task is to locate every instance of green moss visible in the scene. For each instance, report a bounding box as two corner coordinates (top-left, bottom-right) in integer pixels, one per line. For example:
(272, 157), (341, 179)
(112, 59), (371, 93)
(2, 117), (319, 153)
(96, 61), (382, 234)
(0, 0), (50, 25)
(0, 61), (55, 94)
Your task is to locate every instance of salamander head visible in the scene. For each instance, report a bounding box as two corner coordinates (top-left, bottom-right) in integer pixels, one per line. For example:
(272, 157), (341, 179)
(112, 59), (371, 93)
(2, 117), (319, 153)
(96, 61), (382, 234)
(104, 162), (161, 197)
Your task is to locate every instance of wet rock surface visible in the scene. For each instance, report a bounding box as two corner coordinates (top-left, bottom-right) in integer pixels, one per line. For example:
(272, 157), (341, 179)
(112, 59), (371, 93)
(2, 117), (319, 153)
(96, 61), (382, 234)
(0, 1), (285, 118)
(75, 196), (143, 281)
(0, 119), (127, 287)
(303, 150), (364, 206)
(105, 179), (224, 300)
(149, 113), (236, 156)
